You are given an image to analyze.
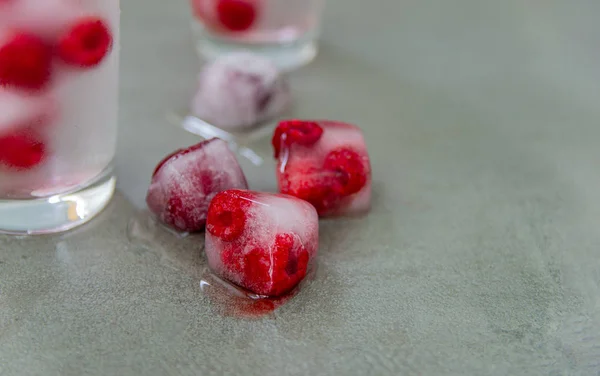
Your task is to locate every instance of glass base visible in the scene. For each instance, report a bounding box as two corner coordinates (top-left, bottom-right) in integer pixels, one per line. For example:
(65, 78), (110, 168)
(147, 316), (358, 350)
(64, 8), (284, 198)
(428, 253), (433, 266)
(0, 168), (116, 235)
(193, 23), (318, 72)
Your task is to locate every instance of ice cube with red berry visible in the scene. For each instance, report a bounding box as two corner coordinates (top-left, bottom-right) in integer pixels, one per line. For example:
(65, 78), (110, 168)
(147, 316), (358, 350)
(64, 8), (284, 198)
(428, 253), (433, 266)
(273, 120), (372, 217)
(146, 138), (249, 233)
(205, 189), (319, 297)
(190, 51), (291, 131)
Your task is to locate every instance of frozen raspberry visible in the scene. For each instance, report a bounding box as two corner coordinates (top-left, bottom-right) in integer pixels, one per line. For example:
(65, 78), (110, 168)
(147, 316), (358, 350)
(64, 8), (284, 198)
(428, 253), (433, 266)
(0, 32), (52, 91)
(216, 0), (257, 32)
(0, 125), (47, 170)
(146, 138), (248, 233)
(57, 16), (113, 68)
(191, 51), (291, 131)
(324, 148), (367, 196)
(241, 247), (272, 293)
(205, 190), (319, 297)
(240, 234), (310, 296)
(271, 233), (309, 295)
(206, 189), (250, 241)
(279, 163), (341, 216)
(272, 120), (323, 158)
(274, 120), (372, 217)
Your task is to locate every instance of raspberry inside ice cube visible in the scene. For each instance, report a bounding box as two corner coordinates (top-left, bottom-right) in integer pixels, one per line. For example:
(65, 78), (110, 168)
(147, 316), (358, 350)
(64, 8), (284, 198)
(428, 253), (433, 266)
(274, 120), (372, 217)
(145, 138), (249, 233)
(190, 51), (291, 131)
(272, 119), (323, 158)
(205, 189), (319, 297)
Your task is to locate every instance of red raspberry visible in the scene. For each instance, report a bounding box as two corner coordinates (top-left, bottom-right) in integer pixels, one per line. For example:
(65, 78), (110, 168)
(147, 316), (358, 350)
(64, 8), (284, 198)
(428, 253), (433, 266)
(281, 164), (341, 216)
(324, 148), (368, 196)
(296, 249), (309, 278)
(0, 32), (52, 91)
(278, 234), (309, 279)
(206, 190), (249, 241)
(57, 17), (113, 68)
(241, 247), (272, 294)
(273, 233), (294, 271)
(272, 120), (323, 158)
(216, 0), (257, 32)
(0, 126), (47, 170)
(269, 233), (310, 296)
(227, 233), (310, 296)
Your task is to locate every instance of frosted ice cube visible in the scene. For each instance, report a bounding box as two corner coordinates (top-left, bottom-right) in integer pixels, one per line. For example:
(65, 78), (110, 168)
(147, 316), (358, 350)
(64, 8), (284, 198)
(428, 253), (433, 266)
(205, 189), (319, 297)
(146, 138), (249, 232)
(273, 120), (372, 217)
(191, 51), (291, 131)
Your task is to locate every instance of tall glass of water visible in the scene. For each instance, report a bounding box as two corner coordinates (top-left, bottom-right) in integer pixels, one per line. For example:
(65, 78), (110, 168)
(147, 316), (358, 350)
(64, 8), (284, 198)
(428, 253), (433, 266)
(0, 0), (120, 234)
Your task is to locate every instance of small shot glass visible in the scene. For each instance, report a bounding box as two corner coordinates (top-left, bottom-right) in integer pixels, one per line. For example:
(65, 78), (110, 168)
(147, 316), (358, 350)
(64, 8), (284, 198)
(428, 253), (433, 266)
(189, 0), (325, 71)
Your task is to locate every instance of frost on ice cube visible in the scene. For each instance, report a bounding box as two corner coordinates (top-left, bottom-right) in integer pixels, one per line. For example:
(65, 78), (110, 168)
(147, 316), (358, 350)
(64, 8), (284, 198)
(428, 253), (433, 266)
(205, 189), (319, 297)
(190, 51), (291, 131)
(146, 138), (249, 233)
(272, 120), (372, 217)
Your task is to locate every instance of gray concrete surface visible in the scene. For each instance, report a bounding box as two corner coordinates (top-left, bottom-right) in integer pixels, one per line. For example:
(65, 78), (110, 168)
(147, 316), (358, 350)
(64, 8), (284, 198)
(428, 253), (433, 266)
(2, 0), (600, 374)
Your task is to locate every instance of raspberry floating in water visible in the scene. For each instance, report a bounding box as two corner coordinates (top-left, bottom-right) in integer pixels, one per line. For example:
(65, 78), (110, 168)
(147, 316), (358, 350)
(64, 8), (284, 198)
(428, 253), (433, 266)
(57, 16), (113, 68)
(0, 122), (48, 170)
(146, 138), (249, 233)
(205, 190), (319, 297)
(190, 51), (291, 131)
(216, 0), (258, 32)
(0, 31), (52, 92)
(273, 120), (372, 217)
(0, 90), (55, 171)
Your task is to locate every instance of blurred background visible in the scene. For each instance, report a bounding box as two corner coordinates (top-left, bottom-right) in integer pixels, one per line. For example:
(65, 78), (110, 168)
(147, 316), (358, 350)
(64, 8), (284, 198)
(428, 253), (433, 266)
(118, 0), (600, 207)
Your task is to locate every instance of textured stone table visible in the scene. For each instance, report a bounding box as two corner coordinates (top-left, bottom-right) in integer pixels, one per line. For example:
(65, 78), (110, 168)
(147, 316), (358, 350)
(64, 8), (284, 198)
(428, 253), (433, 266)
(2, 0), (600, 375)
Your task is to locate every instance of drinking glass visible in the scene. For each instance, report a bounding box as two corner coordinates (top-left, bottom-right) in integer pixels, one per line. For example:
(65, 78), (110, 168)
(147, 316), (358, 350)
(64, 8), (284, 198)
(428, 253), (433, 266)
(189, 0), (325, 71)
(0, 0), (120, 234)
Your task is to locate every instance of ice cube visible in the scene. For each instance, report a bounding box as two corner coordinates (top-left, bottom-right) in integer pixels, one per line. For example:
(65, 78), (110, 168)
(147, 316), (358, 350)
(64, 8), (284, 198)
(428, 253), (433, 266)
(190, 51), (291, 131)
(272, 120), (372, 217)
(0, 89), (55, 136)
(146, 138), (249, 233)
(1, 0), (84, 39)
(205, 189), (319, 297)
